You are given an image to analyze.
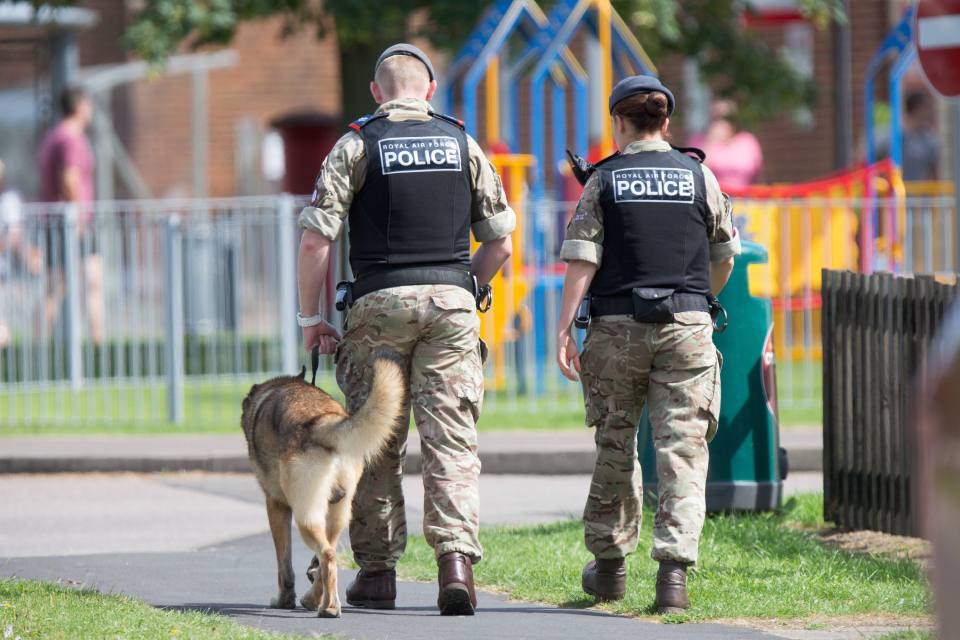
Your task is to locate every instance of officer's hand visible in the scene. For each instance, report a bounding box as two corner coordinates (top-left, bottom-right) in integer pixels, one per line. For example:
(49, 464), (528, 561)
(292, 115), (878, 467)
(303, 320), (341, 355)
(557, 330), (582, 382)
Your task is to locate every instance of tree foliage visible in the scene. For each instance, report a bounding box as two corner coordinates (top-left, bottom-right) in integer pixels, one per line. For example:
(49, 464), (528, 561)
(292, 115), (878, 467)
(613, 0), (846, 124)
(8, 0), (845, 125)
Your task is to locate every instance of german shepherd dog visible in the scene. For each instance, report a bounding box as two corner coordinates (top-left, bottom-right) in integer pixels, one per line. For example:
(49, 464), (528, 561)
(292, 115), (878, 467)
(241, 352), (405, 618)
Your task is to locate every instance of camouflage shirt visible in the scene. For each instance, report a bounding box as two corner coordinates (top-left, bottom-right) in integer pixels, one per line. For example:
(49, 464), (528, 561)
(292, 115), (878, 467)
(298, 98), (516, 243)
(560, 139), (741, 267)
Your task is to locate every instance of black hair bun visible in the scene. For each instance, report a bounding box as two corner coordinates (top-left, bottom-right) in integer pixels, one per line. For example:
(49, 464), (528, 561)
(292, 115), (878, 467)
(644, 92), (669, 117)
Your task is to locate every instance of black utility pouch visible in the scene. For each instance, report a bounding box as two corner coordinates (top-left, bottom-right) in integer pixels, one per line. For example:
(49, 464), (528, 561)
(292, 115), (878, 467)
(631, 288), (676, 323)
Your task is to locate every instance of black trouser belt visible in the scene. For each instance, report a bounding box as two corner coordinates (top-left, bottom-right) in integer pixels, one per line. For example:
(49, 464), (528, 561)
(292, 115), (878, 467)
(353, 266), (474, 301)
(591, 292), (710, 317)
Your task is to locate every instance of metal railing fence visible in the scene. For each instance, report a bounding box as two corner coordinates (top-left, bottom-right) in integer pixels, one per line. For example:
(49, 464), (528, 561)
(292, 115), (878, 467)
(0, 196), (312, 428)
(0, 194), (588, 430)
(0, 193), (956, 430)
(733, 194), (956, 415)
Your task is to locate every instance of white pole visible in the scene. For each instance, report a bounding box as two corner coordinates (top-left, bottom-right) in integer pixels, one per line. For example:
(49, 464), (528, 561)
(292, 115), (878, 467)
(63, 204), (83, 390)
(164, 215), (185, 423)
(278, 194), (299, 375)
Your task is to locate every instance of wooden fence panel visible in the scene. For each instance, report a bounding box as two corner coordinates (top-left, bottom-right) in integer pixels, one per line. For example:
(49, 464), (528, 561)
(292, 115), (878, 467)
(822, 269), (957, 536)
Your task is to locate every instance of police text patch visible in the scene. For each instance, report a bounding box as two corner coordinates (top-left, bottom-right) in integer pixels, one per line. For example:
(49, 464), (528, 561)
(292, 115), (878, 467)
(611, 167), (695, 203)
(379, 136), (462, 174)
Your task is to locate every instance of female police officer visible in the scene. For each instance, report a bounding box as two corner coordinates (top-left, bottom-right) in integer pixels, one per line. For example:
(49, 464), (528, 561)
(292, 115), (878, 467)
(556, 76), (740, 614)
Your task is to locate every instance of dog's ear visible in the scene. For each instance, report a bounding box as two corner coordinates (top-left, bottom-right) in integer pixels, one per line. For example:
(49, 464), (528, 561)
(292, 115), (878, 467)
(297, 365), (306, 380)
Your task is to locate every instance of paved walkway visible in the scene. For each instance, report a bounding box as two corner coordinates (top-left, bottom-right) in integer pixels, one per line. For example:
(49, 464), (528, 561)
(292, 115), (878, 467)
(2, 538), (772, 640)
(1, 472), (833, 640)
(0, 427), (823, 474)
(0, 472), (822, 558)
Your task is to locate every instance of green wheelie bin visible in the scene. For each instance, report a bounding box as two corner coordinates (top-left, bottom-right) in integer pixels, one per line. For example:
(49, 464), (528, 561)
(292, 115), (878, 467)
(637, 239), (784, 511)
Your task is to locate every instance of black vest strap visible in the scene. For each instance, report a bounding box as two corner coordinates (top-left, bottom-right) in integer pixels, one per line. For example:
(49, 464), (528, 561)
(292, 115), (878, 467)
(670, 144), (706, 163)
(429, 111), (466, 129)
(591, 293), (709, 318)
(352, 266), (473, 301)
(349, 113), (388, 132)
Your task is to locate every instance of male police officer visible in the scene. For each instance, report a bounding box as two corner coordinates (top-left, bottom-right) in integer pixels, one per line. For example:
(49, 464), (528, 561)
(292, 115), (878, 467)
(556, 76), (740, 613)
(296, 44), (514, 616)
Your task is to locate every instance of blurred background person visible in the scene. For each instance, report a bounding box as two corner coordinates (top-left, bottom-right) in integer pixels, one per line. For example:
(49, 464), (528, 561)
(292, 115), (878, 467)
(901, 91), (940, 181)
(37, 86), (104, 344)
(688, 99), (763, 189)
(0, 159), (41, 348)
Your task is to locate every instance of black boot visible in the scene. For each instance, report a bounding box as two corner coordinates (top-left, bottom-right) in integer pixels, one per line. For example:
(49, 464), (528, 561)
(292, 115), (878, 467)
(437, 552), (477, 616)
(581, 557), (626, 601)
(346, 569), (397, 610)
(654, 560), (690, 614)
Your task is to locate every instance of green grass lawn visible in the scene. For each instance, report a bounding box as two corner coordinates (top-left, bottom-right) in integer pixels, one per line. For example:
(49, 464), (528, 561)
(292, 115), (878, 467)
(0, 579), (322, 640)
(0, 360), (820, 435)
(776, 361), (822, 427)
(386, 493), (929, 623)
(0, 376), (586, 435)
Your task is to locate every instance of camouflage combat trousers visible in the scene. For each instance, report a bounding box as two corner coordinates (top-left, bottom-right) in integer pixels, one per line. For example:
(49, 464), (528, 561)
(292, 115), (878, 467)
(335, 285), (484, 572)
(579, 312), (721, 565)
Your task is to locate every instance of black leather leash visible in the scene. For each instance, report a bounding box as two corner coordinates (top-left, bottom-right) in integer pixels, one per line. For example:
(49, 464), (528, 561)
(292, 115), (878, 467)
(310, 344), (320, 386)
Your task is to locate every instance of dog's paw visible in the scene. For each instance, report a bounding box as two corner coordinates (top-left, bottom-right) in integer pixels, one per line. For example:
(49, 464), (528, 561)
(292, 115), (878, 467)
(300, 592), (320, 611)
(317, 605), (342, 618)
(270, 590), (297, 609)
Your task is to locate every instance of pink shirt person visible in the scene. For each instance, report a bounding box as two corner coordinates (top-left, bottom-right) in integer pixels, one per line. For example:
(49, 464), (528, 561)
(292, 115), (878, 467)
(688, 130), (763, 190)
(689, 99), (763, 190)
(38, 121), (95, 218)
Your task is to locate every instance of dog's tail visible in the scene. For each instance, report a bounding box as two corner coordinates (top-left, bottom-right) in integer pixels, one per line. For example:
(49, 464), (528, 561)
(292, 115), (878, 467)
(322, 352), (406, 462)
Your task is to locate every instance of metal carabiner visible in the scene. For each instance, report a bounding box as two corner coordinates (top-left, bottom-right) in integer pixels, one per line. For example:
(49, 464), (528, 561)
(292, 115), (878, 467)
(476, 284), (493, 313)
(712, 304), (729, 333)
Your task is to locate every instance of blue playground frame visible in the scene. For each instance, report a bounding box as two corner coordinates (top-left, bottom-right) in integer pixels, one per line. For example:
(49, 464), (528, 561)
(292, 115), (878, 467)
(441, 0), (657, 201)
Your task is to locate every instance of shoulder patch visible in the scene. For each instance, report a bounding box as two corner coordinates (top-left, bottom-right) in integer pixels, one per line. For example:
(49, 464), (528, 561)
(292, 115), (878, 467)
(429, 112), (466, 130)
(592, 151), (622, 169)
(348, 113), (387, 132)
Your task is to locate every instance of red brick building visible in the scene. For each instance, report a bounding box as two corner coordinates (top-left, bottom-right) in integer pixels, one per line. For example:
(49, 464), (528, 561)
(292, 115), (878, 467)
(78, 1), (343, 199)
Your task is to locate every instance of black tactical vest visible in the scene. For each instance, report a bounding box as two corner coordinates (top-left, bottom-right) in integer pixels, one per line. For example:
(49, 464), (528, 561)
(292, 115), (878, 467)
(347, 112), (472, 277)
(590, 149), (711, 297)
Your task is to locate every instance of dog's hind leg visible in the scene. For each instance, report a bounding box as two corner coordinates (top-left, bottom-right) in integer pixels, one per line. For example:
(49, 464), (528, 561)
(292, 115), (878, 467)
(296, 520), (338, 616)
(266, 497), (297, 609)
(316, 544), (341, 618)
(286, 459), (341, 616)
(319, 479), (355, 618)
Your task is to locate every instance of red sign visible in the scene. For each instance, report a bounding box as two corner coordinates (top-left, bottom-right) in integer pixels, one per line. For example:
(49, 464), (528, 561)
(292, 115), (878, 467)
(916, 0), (960, 97)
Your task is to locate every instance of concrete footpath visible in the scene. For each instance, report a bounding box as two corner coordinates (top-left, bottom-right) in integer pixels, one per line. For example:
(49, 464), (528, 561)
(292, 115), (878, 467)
(2, 472), (826, 640)
(0, 427), (823, 474)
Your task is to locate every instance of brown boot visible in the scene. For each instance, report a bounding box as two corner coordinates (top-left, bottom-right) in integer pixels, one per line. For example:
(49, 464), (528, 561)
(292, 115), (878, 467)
(654, 560), (690, 614)
(437, 552), (477, 616)
(581, 557), (626, 601)
(345, 568), (396, 610)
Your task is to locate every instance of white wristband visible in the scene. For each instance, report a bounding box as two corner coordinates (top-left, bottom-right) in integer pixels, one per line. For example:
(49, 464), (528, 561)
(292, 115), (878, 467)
(297, 312), (324, 328)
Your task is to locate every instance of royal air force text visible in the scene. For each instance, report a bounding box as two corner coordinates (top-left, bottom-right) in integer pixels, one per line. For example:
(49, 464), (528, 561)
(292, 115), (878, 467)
(379, 137), (462, 174)
(612, 168), (695, 203)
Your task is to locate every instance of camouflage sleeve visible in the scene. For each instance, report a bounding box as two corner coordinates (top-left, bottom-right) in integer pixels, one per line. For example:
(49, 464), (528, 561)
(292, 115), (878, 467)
(702, 163), (741, 262)
(466, 135), (516, 242)
(559, 173), (603, 266)
(297, 132), (366, 241)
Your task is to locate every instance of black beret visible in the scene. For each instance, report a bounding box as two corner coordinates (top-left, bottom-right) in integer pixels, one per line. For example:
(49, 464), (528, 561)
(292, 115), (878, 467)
(608, 75), (675, 115)
(375, 43), (435, 82)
